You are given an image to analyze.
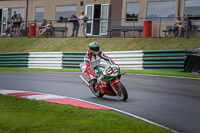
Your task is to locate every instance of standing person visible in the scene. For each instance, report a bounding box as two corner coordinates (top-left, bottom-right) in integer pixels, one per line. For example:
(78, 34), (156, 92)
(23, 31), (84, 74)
(68, 13), (79, 37)
(19, 21), (26, 36)
(79, 11), (87, 37)
(16, 13), (22, 36)
(9, 11), (18, 36)
(183, 14), (192, 30)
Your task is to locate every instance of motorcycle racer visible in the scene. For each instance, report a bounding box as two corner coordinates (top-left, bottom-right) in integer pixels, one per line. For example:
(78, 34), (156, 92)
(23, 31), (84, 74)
(84, 41), (115, 89)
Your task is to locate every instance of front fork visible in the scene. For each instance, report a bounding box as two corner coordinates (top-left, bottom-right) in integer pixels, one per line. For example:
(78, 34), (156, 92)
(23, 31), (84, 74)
(110, 78), (120, 94)
(110, 73), (124, 94)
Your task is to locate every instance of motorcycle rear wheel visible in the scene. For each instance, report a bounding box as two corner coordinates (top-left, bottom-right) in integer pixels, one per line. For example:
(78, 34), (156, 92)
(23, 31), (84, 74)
(115, 81), (128, 101)
(90, 86), (104, 98)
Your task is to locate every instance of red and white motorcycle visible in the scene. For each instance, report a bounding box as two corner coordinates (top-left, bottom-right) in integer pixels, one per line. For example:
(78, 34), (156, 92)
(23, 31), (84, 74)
(79, 62), (128, 101)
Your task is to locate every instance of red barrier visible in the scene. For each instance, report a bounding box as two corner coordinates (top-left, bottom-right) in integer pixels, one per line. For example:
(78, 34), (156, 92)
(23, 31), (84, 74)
(143, 20), (152, 37)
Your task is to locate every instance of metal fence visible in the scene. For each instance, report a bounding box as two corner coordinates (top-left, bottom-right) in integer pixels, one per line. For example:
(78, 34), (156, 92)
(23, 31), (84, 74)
(0, 16), (200, 38)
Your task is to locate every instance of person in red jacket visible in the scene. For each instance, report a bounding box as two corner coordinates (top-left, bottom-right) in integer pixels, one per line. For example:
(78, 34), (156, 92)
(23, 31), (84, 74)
(84, 42), (115, 89)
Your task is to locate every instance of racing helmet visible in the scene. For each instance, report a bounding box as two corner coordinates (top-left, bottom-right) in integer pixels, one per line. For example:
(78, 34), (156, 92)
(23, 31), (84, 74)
(89, 42), (99, 55)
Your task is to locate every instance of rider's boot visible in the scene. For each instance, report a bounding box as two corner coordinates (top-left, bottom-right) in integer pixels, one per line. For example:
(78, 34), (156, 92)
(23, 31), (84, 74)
(89, 79), (97, 91)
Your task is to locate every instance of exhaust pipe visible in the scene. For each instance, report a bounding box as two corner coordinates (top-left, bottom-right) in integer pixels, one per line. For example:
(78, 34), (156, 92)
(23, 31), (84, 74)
(79, 75), (89, 87)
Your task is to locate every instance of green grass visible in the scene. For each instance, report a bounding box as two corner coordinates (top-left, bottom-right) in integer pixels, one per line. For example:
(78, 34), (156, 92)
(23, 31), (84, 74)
(0, 94), (173, 133)
(0, 68), (200, 79)
(0, 38), (200, 53)
(122, 69), (200, 79)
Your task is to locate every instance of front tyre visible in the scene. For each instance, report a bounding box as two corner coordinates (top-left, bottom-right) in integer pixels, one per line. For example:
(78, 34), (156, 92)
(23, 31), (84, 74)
(115, 81), (128, 101)
(90, 86), (104, 98)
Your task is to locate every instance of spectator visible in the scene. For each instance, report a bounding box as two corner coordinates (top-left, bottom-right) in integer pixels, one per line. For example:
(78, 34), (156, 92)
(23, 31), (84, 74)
(37, 21), (53, 36)
(9, 11), (18, 36)
(183, 14), (192, 30)
(37, 19), (47, 35)
(15, 13), (22, 36)
(166, 17), (184, 37)
(59, 16), (63, 20)
(57, 16), (64, 23)
(68, 13), (79, 37)
(5, 24), (13, 37)
(79, 11), (87, 37)
(19, 21), (26, 36)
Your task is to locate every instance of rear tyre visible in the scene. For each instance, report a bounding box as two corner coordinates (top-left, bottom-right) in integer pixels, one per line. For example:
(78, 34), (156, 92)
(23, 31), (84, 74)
(115, 81), (128, 101)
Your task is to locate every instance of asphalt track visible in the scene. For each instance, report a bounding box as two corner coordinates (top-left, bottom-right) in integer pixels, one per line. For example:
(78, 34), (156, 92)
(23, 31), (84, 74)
(0, 72), (200, 133)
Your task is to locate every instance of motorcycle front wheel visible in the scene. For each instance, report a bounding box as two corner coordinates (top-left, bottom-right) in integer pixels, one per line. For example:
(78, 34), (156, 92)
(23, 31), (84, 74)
(115, 81), (128, 101)
(90, 86), (104, 98)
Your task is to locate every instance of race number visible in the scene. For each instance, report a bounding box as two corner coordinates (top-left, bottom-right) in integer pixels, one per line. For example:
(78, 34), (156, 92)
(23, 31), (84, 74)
(105, 66), (118, 75)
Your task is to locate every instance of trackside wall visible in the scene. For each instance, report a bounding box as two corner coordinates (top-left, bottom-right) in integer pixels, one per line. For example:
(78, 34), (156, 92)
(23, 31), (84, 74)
(0, 50), (185, 71)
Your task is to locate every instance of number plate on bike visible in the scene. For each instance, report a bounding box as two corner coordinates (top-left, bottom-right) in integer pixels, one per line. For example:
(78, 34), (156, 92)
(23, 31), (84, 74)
(104, 65), (119, 76)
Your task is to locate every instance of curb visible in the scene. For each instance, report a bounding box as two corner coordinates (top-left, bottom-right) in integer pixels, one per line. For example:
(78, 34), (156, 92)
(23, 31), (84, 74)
(0, 89), (109, 110)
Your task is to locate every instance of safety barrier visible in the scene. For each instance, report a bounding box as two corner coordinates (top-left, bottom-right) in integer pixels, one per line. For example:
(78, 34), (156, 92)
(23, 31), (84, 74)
(0, 50), (185, 71)
(62, 52), (85, 69)
(0, 52), (29, 68)
(104, 51), (143, 70)
(143, 50), (185, 71)
(28, 52), (63, 69)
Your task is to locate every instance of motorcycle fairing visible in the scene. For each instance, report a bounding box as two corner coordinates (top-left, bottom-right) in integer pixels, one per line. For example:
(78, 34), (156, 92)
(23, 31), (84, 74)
(110, 78), (120, 91)
(97, 80), (116, 96)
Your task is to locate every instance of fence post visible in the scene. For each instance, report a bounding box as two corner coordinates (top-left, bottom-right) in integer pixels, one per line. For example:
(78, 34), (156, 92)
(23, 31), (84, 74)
(132, 20), (135, 38)
(109, 18), (111, 38)
(159, 17), (161, 38)
(45, 21), (47, 38)
(186, 19), (188, 39)
(27, 21), (29, 38)
(65, 21), (67, 38)
(86, 19), (88, 38)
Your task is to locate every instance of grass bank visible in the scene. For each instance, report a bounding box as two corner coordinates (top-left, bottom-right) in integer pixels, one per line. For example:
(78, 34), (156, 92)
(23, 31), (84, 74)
(0, 38), (200, 53)
(0, 68), (199, 79)
(0, 94), (173, 133)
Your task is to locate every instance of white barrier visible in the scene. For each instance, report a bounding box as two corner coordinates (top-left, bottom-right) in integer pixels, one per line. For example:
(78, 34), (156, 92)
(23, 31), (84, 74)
(104, 51), (144, 70)
(28, 52), (63, 69)
(28, 51), (144, 70)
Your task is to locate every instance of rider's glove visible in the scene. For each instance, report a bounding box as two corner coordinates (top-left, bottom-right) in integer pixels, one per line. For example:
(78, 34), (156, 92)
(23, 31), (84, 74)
(95, 74), (100, 79)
